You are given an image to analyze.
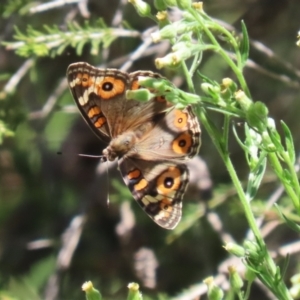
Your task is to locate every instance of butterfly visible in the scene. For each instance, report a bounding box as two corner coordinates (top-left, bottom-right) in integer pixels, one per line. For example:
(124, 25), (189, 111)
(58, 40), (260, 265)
(67, 62), (201, 229)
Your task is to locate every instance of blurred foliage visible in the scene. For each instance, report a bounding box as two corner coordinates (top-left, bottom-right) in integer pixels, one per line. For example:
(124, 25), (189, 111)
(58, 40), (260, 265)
(1, 0), (300, 299)
(2, 19), (131, 57)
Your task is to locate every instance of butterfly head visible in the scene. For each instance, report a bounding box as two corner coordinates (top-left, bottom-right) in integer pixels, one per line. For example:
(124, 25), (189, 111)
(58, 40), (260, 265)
(103, 131), (137, 161)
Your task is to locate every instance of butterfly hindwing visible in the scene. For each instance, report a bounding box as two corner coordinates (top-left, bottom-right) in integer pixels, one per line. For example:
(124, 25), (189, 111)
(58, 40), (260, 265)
(119, 158), (189, 229)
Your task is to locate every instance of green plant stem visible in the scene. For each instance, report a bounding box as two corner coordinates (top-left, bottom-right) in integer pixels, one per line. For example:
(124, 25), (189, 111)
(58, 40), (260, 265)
(223, 114), (230, 153)
(244, 281), (252, 300)
(181, 61), (195, 93)
(199, 110), (292, 300)
(237, 291), (244, 300)
(200, 111), (261, 240)
(188, 8), (251, 98)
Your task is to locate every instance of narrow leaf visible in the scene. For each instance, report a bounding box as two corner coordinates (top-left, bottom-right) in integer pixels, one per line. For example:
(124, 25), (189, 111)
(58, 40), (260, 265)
(76, 40), (87, 56)
(267, 127), (284, 153)
(246, 156), (267, 201)
(281, 120), (295, 164)
(275, 204), (300, 233)
(239, 21), (250, 67)
(281, 253), (290, 280)
(56, 42), (68, 56)
(232, 122), (248, 153)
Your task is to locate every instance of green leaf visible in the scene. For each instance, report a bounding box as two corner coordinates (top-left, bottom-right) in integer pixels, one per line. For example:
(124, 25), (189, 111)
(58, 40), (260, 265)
(91, 39), (101, 55)
(13, 25), (27, 40)
(282, 168), (293, 185)
(0, 120), (14, 144)
(281, 253), (290, 280)
(281, 120), (295, 164)
(76, 39), (87, 56)
(102, 33), (116, 49)
(56, 42), (68, 56)
(2, 0), (23, 18)
(246, 156), (267, 201)
(232, 122), (248, 153)
(267, 128), (284, 153)
(239, 21), (249, 67)
(275, 204), (300, 233)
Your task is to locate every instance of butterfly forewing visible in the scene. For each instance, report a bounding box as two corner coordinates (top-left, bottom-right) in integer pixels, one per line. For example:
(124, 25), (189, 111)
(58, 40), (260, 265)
(67, 62), (130, 141)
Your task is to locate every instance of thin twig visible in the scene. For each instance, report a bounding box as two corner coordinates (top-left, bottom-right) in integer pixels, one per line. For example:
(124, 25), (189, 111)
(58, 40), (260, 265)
(1, 59), (34, 97)
(29, 77), (68, 120)
(44, 214), (86, 300)
(29, 0), (82, 14)
(111, 0), (128, 27)
(120, 36), (155, 72)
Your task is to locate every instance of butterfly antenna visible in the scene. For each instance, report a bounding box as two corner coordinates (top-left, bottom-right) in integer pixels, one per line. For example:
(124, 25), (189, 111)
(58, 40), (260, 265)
(78, 153), (104, 159)
(106, 160), (110, 207)
(57, 152), (107, 161)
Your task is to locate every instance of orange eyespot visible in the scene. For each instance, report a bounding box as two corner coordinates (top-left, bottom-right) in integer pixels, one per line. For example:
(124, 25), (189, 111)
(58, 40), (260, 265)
(174, 110), (188, 128)
(156, 167), (181, 195)
(172, 132), (192, 154)
(98, 77), (125, 99)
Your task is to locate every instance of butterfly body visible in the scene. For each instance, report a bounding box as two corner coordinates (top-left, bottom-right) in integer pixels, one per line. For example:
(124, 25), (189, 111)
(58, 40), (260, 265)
(67, 62), (201, 229)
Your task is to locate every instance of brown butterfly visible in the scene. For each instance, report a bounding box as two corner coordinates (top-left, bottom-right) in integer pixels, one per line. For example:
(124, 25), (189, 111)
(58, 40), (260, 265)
(67, 62), (201, 229)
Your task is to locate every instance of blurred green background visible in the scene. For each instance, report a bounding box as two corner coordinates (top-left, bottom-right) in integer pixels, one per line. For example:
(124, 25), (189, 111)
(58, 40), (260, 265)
(1, 0), (300, 299)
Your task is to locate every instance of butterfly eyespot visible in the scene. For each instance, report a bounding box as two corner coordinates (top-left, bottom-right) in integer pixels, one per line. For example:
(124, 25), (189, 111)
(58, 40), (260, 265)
(97, 77), (125, 99)
(164, 177), (174, 188)
(172, 132), (192, 154)
(174, 110), (188, 128)
(157, 167), (181, 195)
(102, 82), (114, 91)
(178, 139), (186, 147)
